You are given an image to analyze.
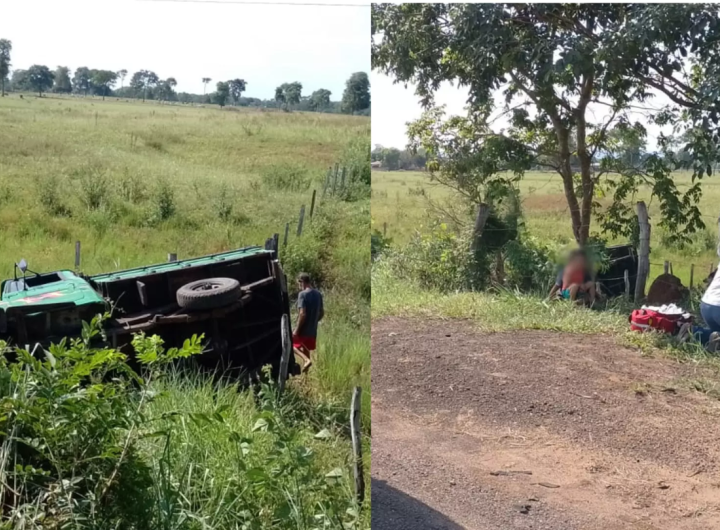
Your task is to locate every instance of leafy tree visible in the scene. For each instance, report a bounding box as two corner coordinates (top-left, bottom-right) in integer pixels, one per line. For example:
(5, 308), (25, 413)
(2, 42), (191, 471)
(214, 81), (230, 107)
(309, 88), (331, 111)
(117, 69), (128, 89)
(274, 82), (302, 110)
(26, 64), (54, 96)
(341, 72), (370, 114)
(383, 148), (401, 170)
(157, 77), (177, 101)
(228, 78), (247, 105)
(373, 3), (720, 245)
(0, 39), (11, 97)
(91, 70), (117, 99)
(9, 69), (29, 91)
(202, 77), (212, 95)
(52, 66), (72, 93)
(130, 70), (159, 102)
(73, 66), (92, 96)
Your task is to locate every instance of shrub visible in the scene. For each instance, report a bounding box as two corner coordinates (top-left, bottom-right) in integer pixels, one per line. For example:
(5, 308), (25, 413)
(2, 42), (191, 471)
(154, 178), (176, 221)
(77, 165), (111, 210)
(37, 174), (71, 216)
(0, 316), (203, 528)
(386, 222), (476, 292)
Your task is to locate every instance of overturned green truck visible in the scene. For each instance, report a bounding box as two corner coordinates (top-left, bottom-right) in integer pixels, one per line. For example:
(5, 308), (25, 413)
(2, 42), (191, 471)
(0, 244), (298, 377)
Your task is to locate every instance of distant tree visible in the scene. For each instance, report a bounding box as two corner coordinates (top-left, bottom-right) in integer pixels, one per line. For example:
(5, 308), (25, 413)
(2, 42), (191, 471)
(341, 72), (370, 114)
(383, 148), (401, 170)
(214, 81), (230, 107)
(157, 77), (178, 101)
(202, 77), (212, 95)
(52, 66), (72, 93)
(228, 78), (247, 105)
(274, 86), (286, 107)
(72, 67), (92, 96)
(309, 88), (331, 111)
(117, 69), (128, 89)
(130, 70), (159, 102)
(91, 70), (117, 99)
(0, 39), (11, 97)
(9, 69), (29, 92)
(26, 65), (54, 96)
(274, 82), (302, 110)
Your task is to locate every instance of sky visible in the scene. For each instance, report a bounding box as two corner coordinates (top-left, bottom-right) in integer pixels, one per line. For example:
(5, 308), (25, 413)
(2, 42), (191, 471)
(1, 0), (370, 99)
(372, 70), (670, 152)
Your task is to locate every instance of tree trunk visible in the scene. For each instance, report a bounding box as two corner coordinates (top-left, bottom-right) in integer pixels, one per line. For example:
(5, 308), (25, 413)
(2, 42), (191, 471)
(1, 77), (4, 97)
(556, 127), (583, 243)
(575, 111), (593, 246)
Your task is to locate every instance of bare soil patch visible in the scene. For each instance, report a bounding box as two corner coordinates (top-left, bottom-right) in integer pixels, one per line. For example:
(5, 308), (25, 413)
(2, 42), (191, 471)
(372, 317), (720, 529)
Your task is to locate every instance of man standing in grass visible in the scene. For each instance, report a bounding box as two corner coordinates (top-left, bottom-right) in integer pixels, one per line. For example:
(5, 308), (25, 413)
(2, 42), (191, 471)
(293, 272), (324, 372)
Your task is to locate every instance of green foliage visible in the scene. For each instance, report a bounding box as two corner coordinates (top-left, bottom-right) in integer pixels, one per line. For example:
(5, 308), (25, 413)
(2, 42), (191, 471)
(310, 88), (332, 111)
(0, 39), (10, 97)
(52, 66), (72, 93)
(214, 81), (230, 108)
(275, 82), (303, 110)
(228, 78), (247, 105)
(0, 315), (203, 528)
(385, 222), (475, 292)
(341, 72), (370, 114)
(26, 64), (54, 96)
(153, 178), (176, 221)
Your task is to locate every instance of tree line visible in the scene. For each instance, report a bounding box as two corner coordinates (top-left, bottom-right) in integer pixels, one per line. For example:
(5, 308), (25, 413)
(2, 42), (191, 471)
(0, 39), (370, 115)
(371, 145), (427, 171)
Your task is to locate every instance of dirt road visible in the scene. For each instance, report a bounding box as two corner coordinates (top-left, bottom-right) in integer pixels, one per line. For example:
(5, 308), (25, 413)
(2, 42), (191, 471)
(372, 317), (720, 530)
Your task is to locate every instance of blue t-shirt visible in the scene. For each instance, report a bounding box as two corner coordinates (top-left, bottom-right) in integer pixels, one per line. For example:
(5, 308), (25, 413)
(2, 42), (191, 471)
(297, 288), (323, 337)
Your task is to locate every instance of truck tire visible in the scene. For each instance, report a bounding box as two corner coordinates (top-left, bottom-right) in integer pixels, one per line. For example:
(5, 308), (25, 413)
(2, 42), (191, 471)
(176, 277), (242, 310)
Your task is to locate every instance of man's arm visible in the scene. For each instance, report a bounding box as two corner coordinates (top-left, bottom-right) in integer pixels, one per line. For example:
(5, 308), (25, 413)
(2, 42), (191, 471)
(293, 291), (306, 337)
(319, 294), (324, 322)
(293, 308), (306, 337)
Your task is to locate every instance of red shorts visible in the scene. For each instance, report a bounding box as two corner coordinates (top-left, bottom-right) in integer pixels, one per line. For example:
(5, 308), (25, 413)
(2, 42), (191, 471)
(293, 335), (316, 351)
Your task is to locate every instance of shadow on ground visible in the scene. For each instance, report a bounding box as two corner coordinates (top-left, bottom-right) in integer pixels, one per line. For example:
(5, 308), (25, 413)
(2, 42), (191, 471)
(371, 478), (465, 530)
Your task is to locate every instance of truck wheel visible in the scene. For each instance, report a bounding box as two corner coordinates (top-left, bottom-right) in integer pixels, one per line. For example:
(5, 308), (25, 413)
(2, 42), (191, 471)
(176, 277), (242, 310)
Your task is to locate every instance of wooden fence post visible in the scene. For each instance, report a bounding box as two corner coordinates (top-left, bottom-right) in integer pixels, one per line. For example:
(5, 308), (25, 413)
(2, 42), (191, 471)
(470, 203), (491, 255)
(690, 264), (695, 288)
(635, 201), (650, 303)
(332, 164), (339, 195)
(309, 190), (317, 219)
(350, 387), (365, 504)
(283, 222), (290, 247)
(167, 253), (177, 262)
(664, 261), (669, 275)
(272, 233), (279, 257)
(297, 205), (306, 237)
(383, 222), (387, 237)
(340, 166), (347, 189)
(75, 241), (81, 270)
(322, 167), (331, 198)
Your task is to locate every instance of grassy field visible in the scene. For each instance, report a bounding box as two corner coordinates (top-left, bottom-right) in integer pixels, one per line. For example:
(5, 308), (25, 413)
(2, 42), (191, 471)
(372, 169), (720, 286)
(0, 93), (370, 528)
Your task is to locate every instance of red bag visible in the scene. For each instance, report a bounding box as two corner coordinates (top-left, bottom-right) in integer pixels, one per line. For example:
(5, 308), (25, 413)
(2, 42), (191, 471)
(629, 308), (691, 335)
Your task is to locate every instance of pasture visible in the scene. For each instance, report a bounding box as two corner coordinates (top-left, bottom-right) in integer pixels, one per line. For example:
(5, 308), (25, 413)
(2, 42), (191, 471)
(372, 169), (720, 286)
(0, 94), (370, 528)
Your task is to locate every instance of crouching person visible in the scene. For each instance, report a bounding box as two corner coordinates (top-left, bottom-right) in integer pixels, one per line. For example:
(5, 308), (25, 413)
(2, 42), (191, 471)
(548, 249), (596, 305)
